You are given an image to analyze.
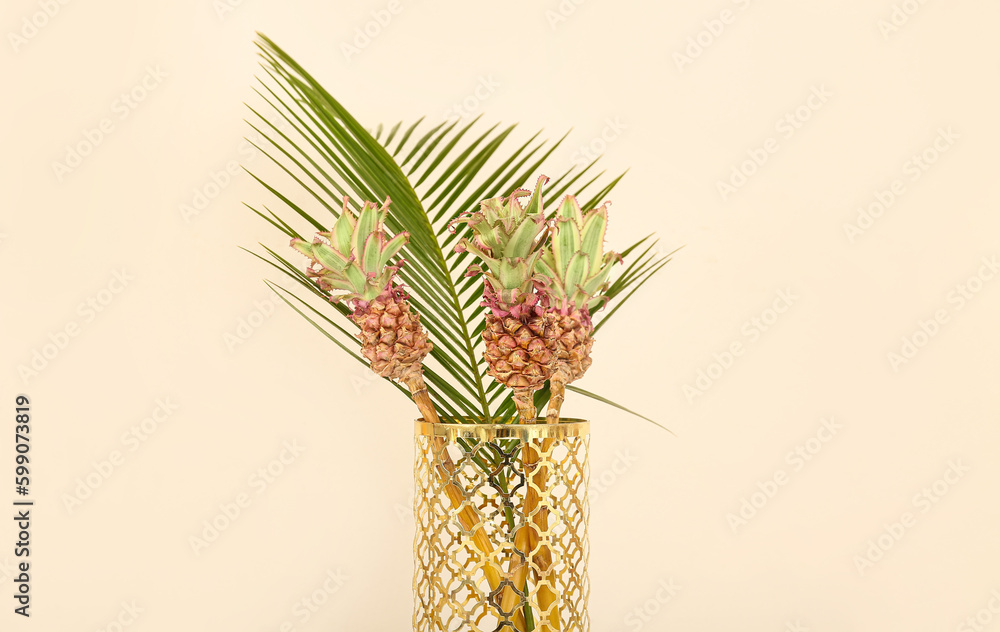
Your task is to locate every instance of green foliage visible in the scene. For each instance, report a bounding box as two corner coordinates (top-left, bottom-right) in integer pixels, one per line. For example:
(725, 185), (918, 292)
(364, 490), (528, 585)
(246, 33), (673, 425)
(290, 198), (408, 301)
(451, 178), (549, 304)
(536, 196), (619, 313)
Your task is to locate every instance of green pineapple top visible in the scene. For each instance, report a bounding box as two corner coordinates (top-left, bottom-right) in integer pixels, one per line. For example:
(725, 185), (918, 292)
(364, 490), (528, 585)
(536, 196), (620, 314)
(452, 176), (550, 312)
(291, 197), (409, 303)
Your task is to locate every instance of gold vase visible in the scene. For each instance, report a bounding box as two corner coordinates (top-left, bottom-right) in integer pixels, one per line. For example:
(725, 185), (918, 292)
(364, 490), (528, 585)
(413, 419), (590, 632)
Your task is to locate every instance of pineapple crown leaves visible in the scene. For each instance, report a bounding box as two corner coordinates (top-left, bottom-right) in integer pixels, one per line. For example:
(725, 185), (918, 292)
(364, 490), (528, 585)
(535, 195), (622, 314)
(290, 196), (409, 305)
(451, 175), (550, 301)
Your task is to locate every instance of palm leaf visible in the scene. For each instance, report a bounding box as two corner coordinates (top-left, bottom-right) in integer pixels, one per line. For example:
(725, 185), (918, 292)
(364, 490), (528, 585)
(246, 33), (674, 425)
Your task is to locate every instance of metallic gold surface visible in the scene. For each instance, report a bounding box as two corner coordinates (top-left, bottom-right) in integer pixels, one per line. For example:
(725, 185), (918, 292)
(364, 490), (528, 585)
(413, 421), (590, 632)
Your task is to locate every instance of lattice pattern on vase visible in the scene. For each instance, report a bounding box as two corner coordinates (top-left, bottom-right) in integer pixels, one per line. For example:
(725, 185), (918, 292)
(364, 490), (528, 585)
(413, 420), (590, 632)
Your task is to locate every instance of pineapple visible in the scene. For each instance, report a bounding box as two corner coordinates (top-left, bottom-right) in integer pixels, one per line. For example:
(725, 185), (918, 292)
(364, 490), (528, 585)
(291, 196), (438, 423)
(535, 195), (619, 422)
(457, 176), (572, 629)
(292, 198), (516, 603)
(453, 175), (555, 423)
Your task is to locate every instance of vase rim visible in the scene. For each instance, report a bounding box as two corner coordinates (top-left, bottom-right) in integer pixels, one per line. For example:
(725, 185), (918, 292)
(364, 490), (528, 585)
(414, 418), (589, 440)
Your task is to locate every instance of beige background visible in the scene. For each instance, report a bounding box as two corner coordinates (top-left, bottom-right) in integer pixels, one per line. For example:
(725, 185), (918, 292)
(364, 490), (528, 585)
(2, 0), (999, 630)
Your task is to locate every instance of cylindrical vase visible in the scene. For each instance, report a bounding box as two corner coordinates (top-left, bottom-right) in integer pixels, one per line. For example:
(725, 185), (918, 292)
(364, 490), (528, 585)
(413, 420), (590, 632)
